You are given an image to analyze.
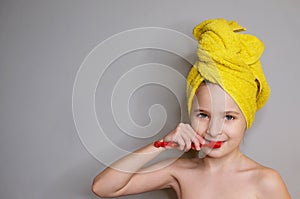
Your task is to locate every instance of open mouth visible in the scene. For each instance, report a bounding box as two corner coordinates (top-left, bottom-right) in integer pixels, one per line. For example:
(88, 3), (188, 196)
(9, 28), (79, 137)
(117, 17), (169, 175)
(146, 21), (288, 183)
(204, 138), (226, 143)
(202, 138), (226, 148)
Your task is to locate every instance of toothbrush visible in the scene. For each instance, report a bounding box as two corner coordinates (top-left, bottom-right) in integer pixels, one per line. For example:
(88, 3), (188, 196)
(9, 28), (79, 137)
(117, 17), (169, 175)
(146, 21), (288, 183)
(153, 140), (222, 149)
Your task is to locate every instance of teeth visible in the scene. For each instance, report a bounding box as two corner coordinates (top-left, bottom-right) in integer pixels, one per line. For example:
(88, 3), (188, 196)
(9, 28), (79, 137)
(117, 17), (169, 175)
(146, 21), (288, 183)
(205, 139), (212, 143)
(205, 139), (225, 143)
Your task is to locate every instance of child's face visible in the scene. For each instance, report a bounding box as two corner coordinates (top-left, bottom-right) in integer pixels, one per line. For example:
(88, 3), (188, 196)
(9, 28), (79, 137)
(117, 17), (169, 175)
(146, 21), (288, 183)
(190, 83), (247, 157)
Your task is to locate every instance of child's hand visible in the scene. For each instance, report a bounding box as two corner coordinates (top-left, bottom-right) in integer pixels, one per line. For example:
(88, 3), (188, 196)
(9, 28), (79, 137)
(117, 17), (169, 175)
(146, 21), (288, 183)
(163, 123), (205, 151)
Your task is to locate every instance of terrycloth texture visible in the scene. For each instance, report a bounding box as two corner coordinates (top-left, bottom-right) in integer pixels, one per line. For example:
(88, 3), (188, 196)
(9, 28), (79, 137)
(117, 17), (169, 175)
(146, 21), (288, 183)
(187, 18), (270, 128)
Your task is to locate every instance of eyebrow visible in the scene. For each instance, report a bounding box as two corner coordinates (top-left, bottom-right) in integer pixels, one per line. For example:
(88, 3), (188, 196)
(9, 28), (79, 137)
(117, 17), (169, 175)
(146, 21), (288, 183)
(193, 109), (208, 113)
(193, 109), (240, 115)
(224, 111), (240, 115)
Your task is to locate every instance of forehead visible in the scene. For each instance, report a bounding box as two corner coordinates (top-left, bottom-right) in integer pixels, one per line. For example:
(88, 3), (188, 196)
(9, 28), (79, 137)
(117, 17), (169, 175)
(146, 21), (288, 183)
(193, 83), (240, 111)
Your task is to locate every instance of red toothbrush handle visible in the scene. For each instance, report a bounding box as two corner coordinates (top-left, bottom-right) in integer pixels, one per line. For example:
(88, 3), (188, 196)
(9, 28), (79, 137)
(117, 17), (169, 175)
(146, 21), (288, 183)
(154, 141), (178, 148)
(153, 141), (168, 147)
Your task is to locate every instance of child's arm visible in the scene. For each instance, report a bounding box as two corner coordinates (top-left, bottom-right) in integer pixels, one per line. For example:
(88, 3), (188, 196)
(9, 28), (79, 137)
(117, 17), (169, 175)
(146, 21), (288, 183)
(92, 144), (175, 197)
(92, 123), (203, 198)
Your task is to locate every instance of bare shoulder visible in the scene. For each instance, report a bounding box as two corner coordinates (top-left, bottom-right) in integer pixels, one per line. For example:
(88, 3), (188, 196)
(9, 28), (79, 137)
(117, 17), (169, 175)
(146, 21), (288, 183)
(237, 155), (291, 198)
(255, 165), (291, 199)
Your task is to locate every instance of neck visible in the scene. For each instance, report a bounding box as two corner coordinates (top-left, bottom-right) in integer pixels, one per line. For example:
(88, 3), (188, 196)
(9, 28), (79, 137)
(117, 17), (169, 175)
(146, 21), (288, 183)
(202, 147), (244, 172)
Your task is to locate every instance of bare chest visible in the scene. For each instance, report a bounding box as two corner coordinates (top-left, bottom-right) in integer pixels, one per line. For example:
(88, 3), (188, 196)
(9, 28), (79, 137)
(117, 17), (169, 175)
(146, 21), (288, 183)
(173, 170), (258, 199)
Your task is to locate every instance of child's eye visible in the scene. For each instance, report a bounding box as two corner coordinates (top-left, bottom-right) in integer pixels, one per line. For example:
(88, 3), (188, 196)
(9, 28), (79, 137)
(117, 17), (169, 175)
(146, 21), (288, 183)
(197, 113), (209, 119)
(225, 115), (235, 120)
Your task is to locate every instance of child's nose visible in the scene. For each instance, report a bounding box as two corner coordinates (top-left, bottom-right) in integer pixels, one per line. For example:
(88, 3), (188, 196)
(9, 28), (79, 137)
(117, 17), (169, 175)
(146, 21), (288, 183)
(207, 118), (223, 137)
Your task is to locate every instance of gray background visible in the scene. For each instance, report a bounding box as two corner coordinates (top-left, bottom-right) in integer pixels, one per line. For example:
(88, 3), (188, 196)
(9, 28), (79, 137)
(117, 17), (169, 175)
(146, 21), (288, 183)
(1, 0), (299, 198)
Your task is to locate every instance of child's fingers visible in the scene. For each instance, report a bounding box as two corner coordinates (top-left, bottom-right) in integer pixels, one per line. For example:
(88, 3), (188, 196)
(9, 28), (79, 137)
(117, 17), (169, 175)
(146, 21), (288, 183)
(163, 123), (204, 151)
(176, 138), (186, 151)
(185, 124), (204, 150)
(181, 133), (192, 151)
(191, 136), (201, 151)
(196, 134), (205, 145)
(176, 123), (199, 151)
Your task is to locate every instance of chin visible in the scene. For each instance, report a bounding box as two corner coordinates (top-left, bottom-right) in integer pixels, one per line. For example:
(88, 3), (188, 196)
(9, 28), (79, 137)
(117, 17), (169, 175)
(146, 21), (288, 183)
(201, 147), (230, 158)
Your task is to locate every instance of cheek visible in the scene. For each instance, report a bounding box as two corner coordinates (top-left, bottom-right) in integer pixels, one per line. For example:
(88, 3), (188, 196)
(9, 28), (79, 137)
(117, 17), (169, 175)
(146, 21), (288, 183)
(224, 123), (246, 139)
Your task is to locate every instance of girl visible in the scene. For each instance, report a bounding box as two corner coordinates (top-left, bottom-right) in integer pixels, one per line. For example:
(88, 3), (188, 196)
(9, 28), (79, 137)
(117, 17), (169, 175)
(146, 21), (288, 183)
(92, 18), (291, 199)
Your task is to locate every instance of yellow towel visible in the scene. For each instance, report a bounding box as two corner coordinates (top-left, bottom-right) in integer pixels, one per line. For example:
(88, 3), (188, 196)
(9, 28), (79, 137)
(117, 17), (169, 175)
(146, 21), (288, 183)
(187, 18), (270, 128)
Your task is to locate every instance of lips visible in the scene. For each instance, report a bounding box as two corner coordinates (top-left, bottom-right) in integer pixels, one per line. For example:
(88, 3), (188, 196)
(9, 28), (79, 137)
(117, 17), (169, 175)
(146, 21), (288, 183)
(203, 139), (227, 149)
(204, 138), (226, 143)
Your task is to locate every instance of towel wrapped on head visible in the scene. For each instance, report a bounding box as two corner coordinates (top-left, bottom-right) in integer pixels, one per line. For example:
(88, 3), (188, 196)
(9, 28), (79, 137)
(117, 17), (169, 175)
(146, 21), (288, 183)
(187, 18), (270, 128)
